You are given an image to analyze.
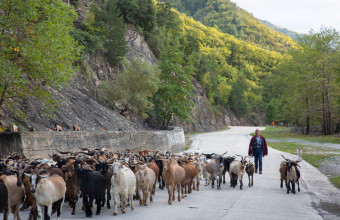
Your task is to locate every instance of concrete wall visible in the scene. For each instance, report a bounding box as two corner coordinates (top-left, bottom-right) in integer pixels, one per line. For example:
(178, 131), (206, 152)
(0, 127), (185, 159)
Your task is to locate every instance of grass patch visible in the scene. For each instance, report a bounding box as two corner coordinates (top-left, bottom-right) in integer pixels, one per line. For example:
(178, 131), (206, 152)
(266, 141), (337, 167)
(330, 176), (340, 188)
(184, 137), (192, 151)
(256, 126), (340, 144)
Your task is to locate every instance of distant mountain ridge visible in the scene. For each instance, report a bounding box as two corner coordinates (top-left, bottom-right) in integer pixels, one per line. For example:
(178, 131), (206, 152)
(258, 19), (299, 40)
(160, 0), (297, 53)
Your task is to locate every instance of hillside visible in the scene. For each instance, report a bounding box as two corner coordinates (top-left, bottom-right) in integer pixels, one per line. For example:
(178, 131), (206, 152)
(0, 0), (289, 133)
(159, 0), (297, 53)
(258, 19), (299, 40)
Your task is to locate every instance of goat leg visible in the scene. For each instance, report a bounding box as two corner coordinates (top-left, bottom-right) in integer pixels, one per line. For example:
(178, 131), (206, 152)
(177, 184), (181, 202)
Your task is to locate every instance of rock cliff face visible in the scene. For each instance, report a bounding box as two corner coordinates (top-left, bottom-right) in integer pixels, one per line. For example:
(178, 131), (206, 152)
(172, 79), (241, 133)
(0, 0), (243, 133)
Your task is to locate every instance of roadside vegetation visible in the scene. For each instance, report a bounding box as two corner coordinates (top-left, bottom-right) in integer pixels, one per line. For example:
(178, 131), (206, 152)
(256, 126), (340, 188)
(330, 176), (340, 188)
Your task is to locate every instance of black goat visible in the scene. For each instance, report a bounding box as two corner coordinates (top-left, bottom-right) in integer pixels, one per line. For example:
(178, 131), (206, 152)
(75, 168), (107, 217)
(0, 178), (9, 219)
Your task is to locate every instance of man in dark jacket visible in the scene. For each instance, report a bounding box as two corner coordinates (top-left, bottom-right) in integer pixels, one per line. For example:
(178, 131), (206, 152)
(248, 129), (268, 174)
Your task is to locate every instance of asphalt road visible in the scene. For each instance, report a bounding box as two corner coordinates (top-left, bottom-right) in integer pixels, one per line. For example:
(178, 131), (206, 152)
(15, 126), (340, 219)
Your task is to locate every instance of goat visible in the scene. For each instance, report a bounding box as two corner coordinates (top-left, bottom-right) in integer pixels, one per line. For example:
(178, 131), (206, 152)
(297, 147), (302, 160)
(135, 164), (156, 206)
(63, 161), (79, 215)
(95, 162), (112, 209)
(25, 173), (66, 220)
(55, 124), (62, 131)
(75, 168), (107, 217)
(73, 125), (80, 131)
(205, 155), (224, 189)
(192, 160), (203, 191)
(12, 124), (18, 132)
(146, 160), (159, 195)
(0, 178), (9, 220)
(111, 162), (136, 215)
(229, 155), (247, 190)
(154, 158), (165, 190)
(178, 160), (197, 197)
(201, 159), (211, 186)
(281, 155), (301, 194)
(162, 159), (185, 205)
(222, 156), (235, 184)
(279, 161), (287, 189)
(245, 160), (254, 187)
(1, 174), (25, 220)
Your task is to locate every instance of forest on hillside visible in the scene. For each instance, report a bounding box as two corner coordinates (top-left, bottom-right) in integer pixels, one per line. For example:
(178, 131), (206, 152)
(159, 0), (297, 53)
(1, 0), (340, 134)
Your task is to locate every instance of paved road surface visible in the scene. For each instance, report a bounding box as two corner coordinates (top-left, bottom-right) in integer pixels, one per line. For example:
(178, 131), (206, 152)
(15, 126), (340, 219)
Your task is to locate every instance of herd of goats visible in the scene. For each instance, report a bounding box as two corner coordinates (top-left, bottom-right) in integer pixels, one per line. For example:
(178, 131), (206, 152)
(0, 147), (302, 219)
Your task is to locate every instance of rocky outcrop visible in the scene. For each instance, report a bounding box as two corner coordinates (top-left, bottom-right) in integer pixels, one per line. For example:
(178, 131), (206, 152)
(172, 79), (241, 133)
(125, 24), (157, 65)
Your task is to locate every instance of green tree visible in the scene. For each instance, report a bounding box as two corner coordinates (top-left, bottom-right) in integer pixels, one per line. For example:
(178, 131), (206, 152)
(268, 27), (340, 134)
(93, 0), (127, 66)
(153, 38), (195, 128)
(100, 58), (160, 119)
(0, 0), (80, 113)
(136, 0), (156, 34)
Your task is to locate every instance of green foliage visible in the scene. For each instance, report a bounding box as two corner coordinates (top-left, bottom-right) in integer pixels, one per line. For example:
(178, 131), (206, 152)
(229, 77), (248, 116)
(136, 0), (156, 34)
(70, 26), (101, 56)
(116, 0), (156, 34)
(265, 27), (340, 133)
(160, 0), (297, 53)
(0, 0), (80, 113)
(93, 0), (128, 66)
(330, 176), (340, 188)
(99, 58), (160, 119)
(116, 0), (139, 24)
(153, 38), (195, 128)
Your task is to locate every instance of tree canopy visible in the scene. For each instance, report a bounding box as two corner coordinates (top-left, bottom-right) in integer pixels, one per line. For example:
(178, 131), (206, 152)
(0, 0), (80, 113)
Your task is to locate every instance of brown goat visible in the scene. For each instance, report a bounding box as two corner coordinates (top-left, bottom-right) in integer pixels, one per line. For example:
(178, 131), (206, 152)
(245, 161), (254, 187)
(20, 176), (36, 212)
(279, 161), (287, 188)
(147, 160), (159, 195)
(1, 175), (25, 220)
(180, 161), (197, 197)
(63, 161), (79, 215)
(162, 159), (185, 205)
(73, 124), (80, 131)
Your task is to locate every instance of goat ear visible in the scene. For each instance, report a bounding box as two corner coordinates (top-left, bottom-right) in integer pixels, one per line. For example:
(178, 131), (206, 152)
(24, 173), (32, 178)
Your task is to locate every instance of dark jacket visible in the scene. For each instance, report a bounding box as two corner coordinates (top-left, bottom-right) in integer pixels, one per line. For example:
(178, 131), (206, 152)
(248, 135), (268, 157)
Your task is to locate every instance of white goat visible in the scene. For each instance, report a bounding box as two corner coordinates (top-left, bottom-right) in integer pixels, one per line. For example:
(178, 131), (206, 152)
(26, 174), (66, 220)
(297, 147), (302, 160)
(111, 162), (136, 215)
(229, 155), (248, 190)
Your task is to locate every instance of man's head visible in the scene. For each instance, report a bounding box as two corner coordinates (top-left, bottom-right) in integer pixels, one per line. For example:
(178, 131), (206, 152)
(255, 129), (260, 137)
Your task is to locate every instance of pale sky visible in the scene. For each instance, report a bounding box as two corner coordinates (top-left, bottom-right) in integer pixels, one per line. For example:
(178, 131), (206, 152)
(231, 0), (340, 34)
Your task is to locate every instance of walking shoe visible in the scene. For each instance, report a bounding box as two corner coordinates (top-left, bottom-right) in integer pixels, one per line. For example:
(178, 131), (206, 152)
(259, 171), (262, 174)
(255, 169), (258, 173)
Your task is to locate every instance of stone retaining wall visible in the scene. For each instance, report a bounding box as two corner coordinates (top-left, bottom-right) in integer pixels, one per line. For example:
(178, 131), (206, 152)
(0, 127), (185, 158)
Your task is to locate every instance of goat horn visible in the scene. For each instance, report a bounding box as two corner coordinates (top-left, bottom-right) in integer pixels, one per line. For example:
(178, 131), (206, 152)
(57, 150), (71, 154)
(280, 154), (291, 161)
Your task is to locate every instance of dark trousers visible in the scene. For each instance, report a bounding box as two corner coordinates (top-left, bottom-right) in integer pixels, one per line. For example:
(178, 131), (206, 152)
(253, 148), (263, 171)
